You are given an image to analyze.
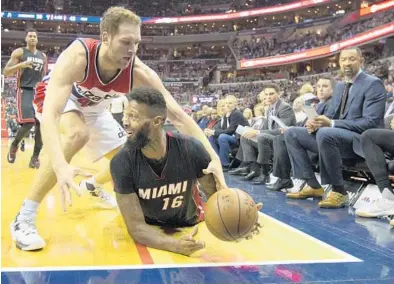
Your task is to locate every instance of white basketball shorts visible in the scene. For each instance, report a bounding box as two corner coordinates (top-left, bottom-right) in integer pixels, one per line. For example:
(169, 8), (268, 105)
(36, 99), (127, 162)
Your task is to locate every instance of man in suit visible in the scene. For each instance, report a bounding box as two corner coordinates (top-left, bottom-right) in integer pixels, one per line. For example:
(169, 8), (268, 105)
(269, 76), (334, 192)
(205, 95), (248, 170)
(355, 116), (394, 220)
(284, 47), (386, 208)
(234, 84), (296, 185)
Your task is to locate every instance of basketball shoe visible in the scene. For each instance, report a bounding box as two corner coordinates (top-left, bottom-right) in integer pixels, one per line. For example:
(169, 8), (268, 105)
(355, 189), (394, 218)
(10, 214), (45, 251)
(79, 179), (117, 209)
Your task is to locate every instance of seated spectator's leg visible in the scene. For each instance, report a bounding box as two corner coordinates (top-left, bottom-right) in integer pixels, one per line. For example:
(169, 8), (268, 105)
(240, 136), (260, 180)
(218, 134), (237, 168)
(356, 129), (394, 218)
(269, 134), (294, 191)
(284, 127), (323, 199)
(208, 136), (219, 155)
(316, 128), (358, 208)
(360, 129), (394, 193)
(253, 133), (275, 185)
(229, 144), (250, 176)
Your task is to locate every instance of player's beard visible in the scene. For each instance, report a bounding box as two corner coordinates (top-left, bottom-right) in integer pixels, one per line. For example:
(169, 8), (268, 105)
(125, 123), (151, 150)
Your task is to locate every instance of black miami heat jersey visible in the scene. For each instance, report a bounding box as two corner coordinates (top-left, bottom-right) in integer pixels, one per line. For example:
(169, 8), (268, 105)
(110, 132), (211, 227)
(18, 47), (46, 89)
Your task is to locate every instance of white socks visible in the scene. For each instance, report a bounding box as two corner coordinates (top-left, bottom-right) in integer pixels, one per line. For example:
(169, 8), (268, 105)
(19, 199), (39, 220)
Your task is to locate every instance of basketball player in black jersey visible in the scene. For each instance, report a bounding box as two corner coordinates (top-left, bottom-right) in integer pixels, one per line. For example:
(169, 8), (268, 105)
(111, 87), (262, 256)
(111, 87), (219, 256)
(3, 29), (47, 168)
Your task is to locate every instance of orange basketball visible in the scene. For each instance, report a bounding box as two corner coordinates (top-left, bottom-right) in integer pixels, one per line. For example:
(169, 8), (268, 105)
(204, 188), (260, 242)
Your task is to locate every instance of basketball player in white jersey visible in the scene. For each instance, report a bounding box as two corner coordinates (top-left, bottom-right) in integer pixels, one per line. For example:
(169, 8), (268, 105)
(11, 6), (226, 251)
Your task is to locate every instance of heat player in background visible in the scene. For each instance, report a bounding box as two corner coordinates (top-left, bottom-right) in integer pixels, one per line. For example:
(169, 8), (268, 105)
(3, 28), (47, 168)
(111, 87), (260, 256)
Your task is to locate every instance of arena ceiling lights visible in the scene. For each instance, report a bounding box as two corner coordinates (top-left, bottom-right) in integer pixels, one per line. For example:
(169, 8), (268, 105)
(143, 0), (332, 24)
(239, 22), (394, 69)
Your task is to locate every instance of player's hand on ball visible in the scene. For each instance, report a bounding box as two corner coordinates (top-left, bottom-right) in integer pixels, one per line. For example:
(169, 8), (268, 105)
(55, 164), (92, 212)
(176, 226), (205, 256)
(203, 159), (227, 191)
(245, 202), (263, 240)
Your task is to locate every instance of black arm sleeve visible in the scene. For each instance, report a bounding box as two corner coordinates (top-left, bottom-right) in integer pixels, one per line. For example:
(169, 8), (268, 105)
(110, 151), (136, 194)
(185, 138), (212, 178)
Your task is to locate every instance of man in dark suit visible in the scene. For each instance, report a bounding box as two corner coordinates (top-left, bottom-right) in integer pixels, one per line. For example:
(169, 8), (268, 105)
(234, 84), (296, 184)
(355, 116), (394, 219)
(284, 47), (386, 208)
(205, 95), (248, 170)
(269, 76), (334, 192)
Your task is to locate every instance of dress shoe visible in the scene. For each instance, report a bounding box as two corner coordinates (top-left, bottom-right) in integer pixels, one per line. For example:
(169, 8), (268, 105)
(318, 192), (348, 208)
(268, 179), (293, 191)
(244, 171), (258, 181)
(252, 174), (270, 185)
(286, 186), (324, 199)
(229, 167), (249, 176)
(222, 165), (230, 172)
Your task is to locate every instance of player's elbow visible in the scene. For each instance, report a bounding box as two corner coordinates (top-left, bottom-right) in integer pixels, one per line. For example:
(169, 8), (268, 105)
(3, 69), (13, 77)
(168, 107), (190, 127)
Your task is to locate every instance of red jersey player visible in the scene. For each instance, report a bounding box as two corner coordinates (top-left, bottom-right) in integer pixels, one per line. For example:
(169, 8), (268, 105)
(11, 6), (226, 251)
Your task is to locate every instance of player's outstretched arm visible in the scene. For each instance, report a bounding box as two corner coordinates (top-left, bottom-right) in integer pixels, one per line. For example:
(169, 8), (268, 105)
(3, 48), (29, 77)
(116, 192), (205, 256)
(41, 41), (91, 210)
(133, 58), (227, 190)
(41, 41), (86, 170)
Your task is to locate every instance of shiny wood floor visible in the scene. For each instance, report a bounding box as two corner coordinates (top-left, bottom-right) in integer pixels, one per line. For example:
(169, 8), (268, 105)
(1, 138), (358, 269)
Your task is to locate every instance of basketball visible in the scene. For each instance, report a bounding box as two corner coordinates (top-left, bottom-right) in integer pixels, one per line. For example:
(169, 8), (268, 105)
(204, 188), (260, 242)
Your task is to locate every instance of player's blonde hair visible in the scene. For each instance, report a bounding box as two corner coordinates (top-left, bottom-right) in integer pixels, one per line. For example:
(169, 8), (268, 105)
(100, 7), (141, 36)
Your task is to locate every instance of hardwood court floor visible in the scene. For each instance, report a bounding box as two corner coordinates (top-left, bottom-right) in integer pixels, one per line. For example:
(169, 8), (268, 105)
(2, 138), (358, 270)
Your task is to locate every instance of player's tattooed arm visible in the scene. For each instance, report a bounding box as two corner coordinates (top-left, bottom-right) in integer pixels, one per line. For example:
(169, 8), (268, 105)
(3, 48), (31, 77)
(198, 174), (217, 199)
(116, 192), (204, 256)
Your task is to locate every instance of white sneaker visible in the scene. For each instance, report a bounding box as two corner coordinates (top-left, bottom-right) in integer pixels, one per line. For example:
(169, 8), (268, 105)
(287, 179), (307, 193)
(80, 180), (117, 209)
(390, 219), (394, 227)
(10, 216), (46, 251)
(355, 189), (394, 218)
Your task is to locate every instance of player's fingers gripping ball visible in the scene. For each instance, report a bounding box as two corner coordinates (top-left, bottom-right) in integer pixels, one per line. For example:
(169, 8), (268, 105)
(204, 188), (262, 241)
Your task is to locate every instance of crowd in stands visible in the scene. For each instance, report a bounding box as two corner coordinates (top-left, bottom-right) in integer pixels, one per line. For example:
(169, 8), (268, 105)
(1, 0), (298, 17)
(232, 10), (394, 59)
(1, 0), (358, 38)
